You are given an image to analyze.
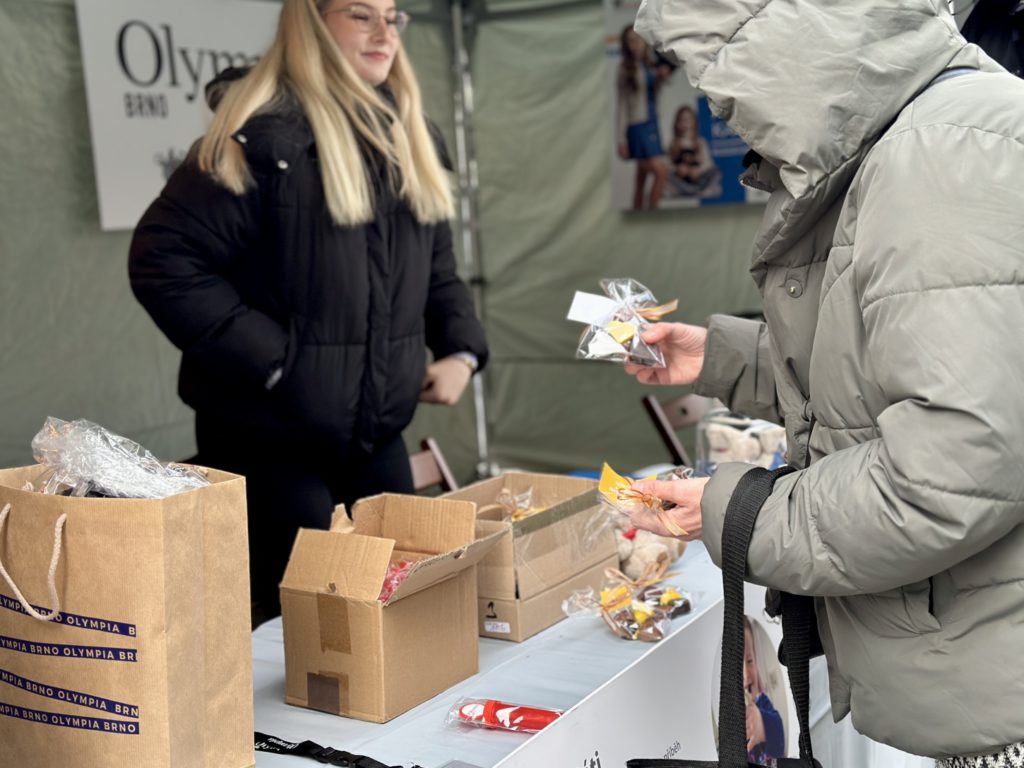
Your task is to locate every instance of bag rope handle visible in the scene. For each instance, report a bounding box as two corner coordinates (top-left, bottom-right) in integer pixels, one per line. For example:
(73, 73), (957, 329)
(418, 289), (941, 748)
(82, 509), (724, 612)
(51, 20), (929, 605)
(0, 503), (67, 622)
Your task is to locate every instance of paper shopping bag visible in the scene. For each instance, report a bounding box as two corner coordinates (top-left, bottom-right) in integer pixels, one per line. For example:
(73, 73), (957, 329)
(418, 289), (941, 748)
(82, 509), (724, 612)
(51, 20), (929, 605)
(0, 465), (255, 768)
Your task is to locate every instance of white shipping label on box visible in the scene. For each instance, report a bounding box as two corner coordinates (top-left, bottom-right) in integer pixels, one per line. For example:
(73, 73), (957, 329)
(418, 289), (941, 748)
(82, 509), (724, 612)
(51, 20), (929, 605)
(484, 621), (511, 635)
(567, 292), (618, 325)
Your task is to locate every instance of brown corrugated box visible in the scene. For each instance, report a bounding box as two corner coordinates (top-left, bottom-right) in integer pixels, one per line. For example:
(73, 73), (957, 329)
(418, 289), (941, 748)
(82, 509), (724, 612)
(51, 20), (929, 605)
(279, 494), (503, 723)
(443, 472), (619, 641)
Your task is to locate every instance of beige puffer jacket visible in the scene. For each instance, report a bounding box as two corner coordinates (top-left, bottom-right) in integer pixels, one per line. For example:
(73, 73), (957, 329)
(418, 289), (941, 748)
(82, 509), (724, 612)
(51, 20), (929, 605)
(636, 0), (1024, 758)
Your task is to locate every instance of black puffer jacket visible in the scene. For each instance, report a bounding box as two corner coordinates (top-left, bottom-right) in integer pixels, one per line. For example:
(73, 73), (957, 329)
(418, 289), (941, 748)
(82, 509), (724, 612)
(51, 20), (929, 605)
(129, 103), (487, 455)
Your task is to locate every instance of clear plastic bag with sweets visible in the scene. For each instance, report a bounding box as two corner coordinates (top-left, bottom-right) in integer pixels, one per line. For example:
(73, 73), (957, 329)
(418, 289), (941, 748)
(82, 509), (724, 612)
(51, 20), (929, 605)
(30, 417), (209, 499)
(571, 278), (678, 368)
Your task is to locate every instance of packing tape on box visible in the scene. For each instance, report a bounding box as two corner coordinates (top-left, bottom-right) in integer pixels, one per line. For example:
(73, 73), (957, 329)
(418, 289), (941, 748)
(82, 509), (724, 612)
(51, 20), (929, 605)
(511, 492), (598, 538)
(306, 672), (349, 715)
(317, 593), (351, 654)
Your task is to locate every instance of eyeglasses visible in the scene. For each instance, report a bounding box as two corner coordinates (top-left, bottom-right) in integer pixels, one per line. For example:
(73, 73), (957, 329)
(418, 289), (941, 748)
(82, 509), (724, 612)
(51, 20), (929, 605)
(323, 3), (411, 34)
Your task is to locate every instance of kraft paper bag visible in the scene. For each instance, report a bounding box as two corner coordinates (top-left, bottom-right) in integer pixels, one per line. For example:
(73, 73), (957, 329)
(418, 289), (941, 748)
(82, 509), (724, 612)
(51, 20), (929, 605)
(0, 465), (255, 768)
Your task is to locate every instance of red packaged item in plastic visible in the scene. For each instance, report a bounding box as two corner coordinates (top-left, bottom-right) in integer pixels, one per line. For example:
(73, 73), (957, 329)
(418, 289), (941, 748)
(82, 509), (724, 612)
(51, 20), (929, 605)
(378, 559), (414, 603)
(446, 697), (562, 734)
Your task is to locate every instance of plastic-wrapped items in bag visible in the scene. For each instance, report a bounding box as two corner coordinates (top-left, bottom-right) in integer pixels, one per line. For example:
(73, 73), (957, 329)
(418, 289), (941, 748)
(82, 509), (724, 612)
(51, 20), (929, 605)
(598, 462), (692, 538)
(378, 559), (415, 603)
(477, 485), (545, 522)
(566, 278), (678, 367)
(445, 697), (562, 734)
(30, 417), (209, 499)
(562, 566), (691, 642)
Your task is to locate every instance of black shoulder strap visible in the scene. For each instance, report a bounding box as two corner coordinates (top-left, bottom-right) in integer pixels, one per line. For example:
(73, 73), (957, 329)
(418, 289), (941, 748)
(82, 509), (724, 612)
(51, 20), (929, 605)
(718, 465), (821, 768)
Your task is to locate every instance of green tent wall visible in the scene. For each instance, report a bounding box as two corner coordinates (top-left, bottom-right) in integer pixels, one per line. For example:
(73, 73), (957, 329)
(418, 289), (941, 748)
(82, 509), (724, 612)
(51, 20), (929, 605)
(0, 0), (765, 481)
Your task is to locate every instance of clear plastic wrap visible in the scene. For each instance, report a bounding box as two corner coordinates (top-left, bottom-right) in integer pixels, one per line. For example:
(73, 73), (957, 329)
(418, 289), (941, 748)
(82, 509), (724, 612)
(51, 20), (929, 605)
(597, 462), (694, 537)
(30, 417), (209, 499)
(571, 278), (678, 367)
(562, 567), (692, 642)
(477, 485), (545, 522)
(445, 697), (562, 734)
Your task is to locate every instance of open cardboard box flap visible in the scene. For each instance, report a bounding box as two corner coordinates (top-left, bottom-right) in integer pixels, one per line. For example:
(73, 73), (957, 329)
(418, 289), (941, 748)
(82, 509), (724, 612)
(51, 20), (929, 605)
(280, 529), (394, 601)
(286, 494), (505, 606)
(351, 493), (477, 551)
(383, 524), (506, 605)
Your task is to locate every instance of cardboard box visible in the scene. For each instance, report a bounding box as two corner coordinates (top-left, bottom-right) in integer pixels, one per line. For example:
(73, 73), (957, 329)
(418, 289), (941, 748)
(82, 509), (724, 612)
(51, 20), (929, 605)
(280, 494), (502, 723)
(444, 472), (619, 641)
(479, 552), (620, 640)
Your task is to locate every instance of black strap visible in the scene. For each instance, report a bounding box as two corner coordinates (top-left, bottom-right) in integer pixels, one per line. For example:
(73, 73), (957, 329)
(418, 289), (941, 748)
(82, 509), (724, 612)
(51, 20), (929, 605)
(254, 732), (422, 768)
(627, 465), (822, 768)
(779, 592), (816, 761)
(718, 466), (795, 766)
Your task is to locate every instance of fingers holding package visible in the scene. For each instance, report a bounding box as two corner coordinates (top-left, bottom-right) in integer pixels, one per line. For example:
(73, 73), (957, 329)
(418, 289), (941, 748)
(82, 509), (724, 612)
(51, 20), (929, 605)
(626, 477), (707, 541)
(623, 322), (708, 386)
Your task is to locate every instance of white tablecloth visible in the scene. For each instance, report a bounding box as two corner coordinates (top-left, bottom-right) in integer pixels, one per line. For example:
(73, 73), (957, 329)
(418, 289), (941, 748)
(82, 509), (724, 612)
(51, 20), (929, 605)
(250, 541), (932, 768)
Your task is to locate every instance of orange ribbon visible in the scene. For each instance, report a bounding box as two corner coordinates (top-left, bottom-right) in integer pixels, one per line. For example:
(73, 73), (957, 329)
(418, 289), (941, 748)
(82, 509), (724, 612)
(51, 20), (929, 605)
(635, 299), (679, 322)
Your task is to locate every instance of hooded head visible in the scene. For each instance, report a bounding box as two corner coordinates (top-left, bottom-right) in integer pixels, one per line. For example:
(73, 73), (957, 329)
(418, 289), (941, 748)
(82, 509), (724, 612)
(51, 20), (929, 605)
(635, 0), (973, 201)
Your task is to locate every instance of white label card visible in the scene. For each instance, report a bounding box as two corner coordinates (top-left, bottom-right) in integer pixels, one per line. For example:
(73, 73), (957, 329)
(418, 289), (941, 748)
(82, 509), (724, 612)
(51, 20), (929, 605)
(566, 292), (618, 325)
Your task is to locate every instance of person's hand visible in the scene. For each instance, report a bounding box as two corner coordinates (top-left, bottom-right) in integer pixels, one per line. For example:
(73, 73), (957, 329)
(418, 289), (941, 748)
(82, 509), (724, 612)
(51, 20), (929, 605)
(618, 143), (630, 160)
(419, 356), (473, 405)
(746, 700), (766, 753)
(624, 322), (707, 385)
(625, 477), (708, 541)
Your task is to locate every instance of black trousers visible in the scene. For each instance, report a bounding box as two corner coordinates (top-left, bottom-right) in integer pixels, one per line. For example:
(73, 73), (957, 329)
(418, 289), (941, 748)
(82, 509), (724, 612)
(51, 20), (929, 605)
(195, 415), (414, 620)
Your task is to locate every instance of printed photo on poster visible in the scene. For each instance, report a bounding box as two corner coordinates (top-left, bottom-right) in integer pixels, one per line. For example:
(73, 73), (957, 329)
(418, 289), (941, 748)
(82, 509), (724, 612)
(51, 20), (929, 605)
(711, 614), (790, 764)
(605, 0), (768, 210)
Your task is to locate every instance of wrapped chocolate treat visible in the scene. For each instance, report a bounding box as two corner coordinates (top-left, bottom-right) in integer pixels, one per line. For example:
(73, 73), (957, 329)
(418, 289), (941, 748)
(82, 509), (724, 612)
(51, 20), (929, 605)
(566, 278), (678, 367)
(561, 565), (692, 642)
(598, 462), (692, 538)
(477, 485), (546, 522)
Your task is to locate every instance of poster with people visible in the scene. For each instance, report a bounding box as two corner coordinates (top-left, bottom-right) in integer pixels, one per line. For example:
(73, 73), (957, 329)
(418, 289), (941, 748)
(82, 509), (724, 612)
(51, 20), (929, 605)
(606, 0), (769, 210)
(711, 584), (798, 762)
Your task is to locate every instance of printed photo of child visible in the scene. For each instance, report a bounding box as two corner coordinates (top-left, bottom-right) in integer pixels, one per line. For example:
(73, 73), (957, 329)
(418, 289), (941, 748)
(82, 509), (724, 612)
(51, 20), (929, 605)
(710, 612), (790, 763)
(743, 616), (786, 764)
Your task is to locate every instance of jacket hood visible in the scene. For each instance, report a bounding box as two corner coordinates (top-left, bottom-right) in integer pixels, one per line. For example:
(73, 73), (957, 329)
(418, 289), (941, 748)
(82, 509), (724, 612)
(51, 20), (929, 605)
(205, 66), (251, 111)
(634, 0), (1003, 266)
(635, 0), (971, 200)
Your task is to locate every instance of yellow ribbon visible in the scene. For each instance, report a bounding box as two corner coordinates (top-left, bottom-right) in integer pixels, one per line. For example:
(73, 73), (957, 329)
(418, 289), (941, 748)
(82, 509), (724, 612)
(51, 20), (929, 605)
(603, 562), (680, 593)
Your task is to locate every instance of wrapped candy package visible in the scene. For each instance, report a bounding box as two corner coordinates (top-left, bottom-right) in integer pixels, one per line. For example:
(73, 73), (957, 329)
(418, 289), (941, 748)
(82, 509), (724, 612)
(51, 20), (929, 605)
(562, 567), (692, 642)
(476, 485), (546, 522)
(445, 697), (562, 734)
(598, 462), (694, 538)
(378, 559), (415, 603)
(567, 278), (678, 367)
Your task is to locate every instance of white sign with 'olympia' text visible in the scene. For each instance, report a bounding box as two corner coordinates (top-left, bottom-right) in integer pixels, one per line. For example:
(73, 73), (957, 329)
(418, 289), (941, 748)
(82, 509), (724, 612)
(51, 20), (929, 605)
(75, 0), (280, 230)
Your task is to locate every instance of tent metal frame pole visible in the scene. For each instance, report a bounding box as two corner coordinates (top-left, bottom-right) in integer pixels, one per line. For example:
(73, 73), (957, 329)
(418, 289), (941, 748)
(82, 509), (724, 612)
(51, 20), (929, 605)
(450, 0), (494, 478)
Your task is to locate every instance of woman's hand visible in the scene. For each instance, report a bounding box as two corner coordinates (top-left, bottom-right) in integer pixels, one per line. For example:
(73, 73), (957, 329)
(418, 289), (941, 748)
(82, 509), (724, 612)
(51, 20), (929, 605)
(624, 322), (707, 385)
(419, 356), (473, 405)
(618, 143), (630, 160)
(626, 477), (708, 541)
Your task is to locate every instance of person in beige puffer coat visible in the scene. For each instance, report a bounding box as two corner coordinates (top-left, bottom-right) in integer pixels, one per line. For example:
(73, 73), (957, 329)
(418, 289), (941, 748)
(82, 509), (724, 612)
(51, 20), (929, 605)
(622, 0), (1024, 763)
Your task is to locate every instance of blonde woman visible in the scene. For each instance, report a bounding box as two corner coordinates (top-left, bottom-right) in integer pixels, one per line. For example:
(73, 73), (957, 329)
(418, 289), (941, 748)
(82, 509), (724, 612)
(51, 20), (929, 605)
(129, 0), (487, 620)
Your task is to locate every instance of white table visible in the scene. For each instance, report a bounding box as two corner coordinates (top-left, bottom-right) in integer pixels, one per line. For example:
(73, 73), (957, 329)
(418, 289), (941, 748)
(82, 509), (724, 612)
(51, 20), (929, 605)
(251, 542), (931, 768)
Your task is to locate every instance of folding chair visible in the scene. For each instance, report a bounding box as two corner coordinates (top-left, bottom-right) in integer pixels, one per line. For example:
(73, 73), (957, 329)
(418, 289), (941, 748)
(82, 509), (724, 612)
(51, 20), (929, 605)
(641, 393), (719, 467)
(408, 437), (459, 493)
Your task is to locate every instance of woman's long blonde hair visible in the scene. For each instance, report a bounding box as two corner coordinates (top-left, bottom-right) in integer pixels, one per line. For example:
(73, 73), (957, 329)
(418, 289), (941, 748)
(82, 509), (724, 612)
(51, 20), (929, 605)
(197, 0), (453, 226)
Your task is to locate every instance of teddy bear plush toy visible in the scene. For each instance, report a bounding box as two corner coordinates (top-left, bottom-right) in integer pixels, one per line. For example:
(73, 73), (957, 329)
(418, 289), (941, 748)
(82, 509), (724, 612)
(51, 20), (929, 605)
(612, 512), (686, 581)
